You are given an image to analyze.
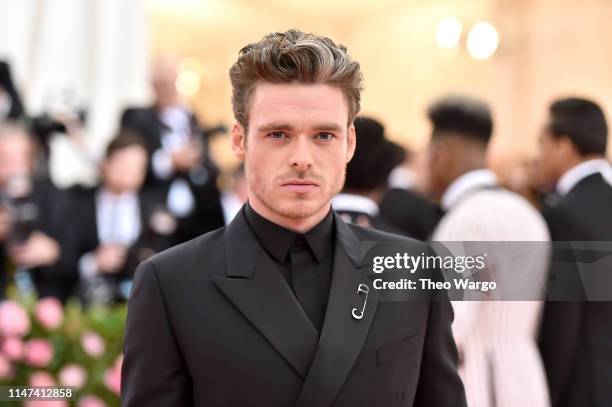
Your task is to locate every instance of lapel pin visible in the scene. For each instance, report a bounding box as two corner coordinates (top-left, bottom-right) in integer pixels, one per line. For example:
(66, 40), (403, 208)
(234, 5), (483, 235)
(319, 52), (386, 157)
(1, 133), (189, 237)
(351, 283), (369, 320)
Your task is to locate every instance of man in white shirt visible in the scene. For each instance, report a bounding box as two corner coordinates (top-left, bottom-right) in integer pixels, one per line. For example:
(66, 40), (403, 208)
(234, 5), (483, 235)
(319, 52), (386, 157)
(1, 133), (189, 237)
(536, 97), (612, 407)
(425, 95), (551, 407)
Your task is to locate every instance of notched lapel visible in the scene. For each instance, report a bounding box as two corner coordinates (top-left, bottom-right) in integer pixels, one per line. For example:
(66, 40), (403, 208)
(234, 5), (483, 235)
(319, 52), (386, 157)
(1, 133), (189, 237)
(213, 210), (319, 379)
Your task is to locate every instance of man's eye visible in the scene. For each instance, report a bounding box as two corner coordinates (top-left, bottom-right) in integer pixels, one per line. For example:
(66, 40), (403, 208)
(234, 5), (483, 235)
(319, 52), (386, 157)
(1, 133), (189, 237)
(269, 132), (286, 140)
(316, 132), (334, 141)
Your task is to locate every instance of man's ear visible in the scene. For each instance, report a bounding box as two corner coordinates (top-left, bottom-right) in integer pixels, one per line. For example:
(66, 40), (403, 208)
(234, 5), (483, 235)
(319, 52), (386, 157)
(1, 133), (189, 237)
(558, 135), (579, 158)
(231, 122), (246, 161)
(431, 139), (453, 172)
(346, 123), (356, 163)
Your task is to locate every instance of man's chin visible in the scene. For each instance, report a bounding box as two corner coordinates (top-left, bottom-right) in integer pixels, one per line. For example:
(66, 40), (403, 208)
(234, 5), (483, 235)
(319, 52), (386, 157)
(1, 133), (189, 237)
(272, 200), (327, 220)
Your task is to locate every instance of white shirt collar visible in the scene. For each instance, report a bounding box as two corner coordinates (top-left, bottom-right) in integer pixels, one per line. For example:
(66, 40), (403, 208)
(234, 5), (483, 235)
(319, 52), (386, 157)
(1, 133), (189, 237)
(332, 193), (379, 217)
(556, 158), (611, 196)
(441, 169), (498, 211)
(98, 188), (138, 203)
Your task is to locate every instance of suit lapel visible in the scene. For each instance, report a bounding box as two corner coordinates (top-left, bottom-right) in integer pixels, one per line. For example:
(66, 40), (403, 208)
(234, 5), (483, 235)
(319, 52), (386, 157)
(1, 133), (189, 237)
(295, 214), (379, 407)
(213, 209), (319, 379)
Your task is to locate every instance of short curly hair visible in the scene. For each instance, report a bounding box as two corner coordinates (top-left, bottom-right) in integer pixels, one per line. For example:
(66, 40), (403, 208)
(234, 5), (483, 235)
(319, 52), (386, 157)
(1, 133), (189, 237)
(229, 29), (363, 130)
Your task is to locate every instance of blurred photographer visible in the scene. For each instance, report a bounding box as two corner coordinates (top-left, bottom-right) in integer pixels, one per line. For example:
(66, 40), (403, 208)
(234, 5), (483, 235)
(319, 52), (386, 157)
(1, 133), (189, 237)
(120, 58), (225, 243)
(66, 131), (175, 305)
(0, 121), (73, 300)
(30, 91), (98, 189)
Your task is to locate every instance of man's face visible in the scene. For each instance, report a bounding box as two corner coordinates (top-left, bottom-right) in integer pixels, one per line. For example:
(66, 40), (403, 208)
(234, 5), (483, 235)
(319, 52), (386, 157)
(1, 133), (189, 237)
(102, 146), (148, 194)
(232, 82), (355, 225)
(0, 134), (34, 189)
(424, 136), (453, 202)
(152, 60), (179, 109)
(536, 126), (567, 185)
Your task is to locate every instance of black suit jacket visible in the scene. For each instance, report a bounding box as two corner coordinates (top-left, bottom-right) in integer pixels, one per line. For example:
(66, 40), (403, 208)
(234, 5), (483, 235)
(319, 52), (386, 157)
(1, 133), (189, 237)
(120, 106), (206, 183)
(122, 208), (465, 407)
(334, 208), (407, 236)
(0, 178), (74, 301)
(539, 172), (612, 407)
(379, 188), (440, 241)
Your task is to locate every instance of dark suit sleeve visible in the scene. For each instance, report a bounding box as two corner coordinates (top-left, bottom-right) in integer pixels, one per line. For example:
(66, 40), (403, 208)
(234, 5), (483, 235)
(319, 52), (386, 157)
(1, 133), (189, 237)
(413, 297), (467, 407)
(121, 261), (193, 407)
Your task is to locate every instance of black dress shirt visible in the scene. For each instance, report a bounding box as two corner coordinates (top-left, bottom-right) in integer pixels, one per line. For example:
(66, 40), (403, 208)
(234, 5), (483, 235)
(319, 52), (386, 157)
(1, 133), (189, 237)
(244, 202), (334, 331)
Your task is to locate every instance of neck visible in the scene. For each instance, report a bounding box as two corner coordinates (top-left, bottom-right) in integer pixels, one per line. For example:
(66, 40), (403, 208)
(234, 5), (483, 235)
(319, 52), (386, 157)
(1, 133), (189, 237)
(248, 197), (330, 234)
(103, 185), (132, 197)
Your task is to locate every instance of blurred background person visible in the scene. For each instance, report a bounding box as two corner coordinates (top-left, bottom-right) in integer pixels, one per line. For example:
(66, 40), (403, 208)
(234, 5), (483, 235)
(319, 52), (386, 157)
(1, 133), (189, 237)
(0, 61), (25, 121)
(332, 116), (406, 233)
(31, 92), (100, 189)
(536, 97), (612, 407)
(426, 95), (551, 407)
(379, 147), (440, 240)
(66, 131), (175, 305)
(502, 157), (550, 210)
(219, 163), (248, 224)
(120, 58), (225, 243)
(0, 121), (73, 301)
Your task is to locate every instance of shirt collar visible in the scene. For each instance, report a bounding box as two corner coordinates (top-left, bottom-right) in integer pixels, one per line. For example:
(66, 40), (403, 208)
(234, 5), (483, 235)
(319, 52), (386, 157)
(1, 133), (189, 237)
(440, 169), (498, 211)
(331, 193), (379, 217)
(98, 187), (138, 204)
(556, 158), (611, 196)
(244, 202), (334, 264)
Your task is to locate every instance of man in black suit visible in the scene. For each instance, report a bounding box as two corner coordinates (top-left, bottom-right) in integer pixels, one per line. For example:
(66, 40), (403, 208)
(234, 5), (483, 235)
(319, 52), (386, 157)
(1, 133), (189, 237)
(120, 59), (224, 243)
(0, 121), (72, 300)
(122, 29), (465, 407)
(332, 116), (407, 234)
(66, 131), (174, 304)
(536, 97), (612, 407)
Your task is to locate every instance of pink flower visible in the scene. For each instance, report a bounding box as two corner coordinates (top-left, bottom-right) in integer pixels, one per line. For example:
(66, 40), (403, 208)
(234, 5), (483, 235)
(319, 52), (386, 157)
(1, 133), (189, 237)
(0, 300), (31, 337)
(58, 363), (87, 389)
(104, 364), (121, 395)
(0, 354), (13, 379)
(35, 297), (64, 330)
(81, 331), (105, 357)
(24, 401), (68, 407)
(29, 370), (56, 386)
(24, 338), (54, 368)
(78, 395), (107, 407)
(2, 337), (24, 360)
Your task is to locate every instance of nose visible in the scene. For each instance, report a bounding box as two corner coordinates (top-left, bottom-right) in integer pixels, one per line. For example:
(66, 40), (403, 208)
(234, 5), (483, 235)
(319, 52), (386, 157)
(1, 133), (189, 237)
(289, 134), (314, 172)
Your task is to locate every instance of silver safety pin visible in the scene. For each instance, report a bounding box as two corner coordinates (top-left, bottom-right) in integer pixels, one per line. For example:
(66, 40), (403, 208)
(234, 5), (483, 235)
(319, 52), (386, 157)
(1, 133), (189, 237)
(351, 283), (369, 320)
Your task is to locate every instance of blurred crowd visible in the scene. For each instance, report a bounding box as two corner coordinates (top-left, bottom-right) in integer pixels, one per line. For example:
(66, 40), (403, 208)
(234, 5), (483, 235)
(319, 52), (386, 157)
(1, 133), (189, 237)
(1, 54), (611, 406)
(0, 59), (233, 306)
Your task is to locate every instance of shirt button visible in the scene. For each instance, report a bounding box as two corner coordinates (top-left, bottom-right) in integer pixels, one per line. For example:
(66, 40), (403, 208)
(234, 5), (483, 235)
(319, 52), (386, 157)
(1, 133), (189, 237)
(295, 235), (305, 245)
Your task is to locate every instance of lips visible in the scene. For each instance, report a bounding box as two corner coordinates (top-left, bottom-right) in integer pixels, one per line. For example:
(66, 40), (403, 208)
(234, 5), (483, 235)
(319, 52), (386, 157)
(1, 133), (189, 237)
(280, 179), (320, 193)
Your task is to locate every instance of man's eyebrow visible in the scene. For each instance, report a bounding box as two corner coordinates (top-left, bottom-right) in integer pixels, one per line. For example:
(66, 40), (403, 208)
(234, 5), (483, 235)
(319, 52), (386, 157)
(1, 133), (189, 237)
(256, 122), (344, 132)
(312, 123), (343, 132)
(256, 123), (295, 132)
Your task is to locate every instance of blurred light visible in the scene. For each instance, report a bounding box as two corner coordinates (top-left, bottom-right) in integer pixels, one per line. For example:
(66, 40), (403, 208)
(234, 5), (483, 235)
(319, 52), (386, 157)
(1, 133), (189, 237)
(436, 17), (462, 50)
(467, 21), (499, 60)
(177, 70), (200, 97)
(176, 58), (203, 97)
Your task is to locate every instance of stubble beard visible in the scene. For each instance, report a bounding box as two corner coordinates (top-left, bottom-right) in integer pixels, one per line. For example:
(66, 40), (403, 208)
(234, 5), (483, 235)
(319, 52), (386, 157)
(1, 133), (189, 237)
(250, 169), (346, 220)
